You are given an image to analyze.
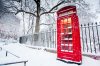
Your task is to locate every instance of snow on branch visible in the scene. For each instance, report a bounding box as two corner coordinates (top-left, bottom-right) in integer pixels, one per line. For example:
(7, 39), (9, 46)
(15, 10), (37, 17)
(34, 0), (37, 3)
(40, 1), (65, 16)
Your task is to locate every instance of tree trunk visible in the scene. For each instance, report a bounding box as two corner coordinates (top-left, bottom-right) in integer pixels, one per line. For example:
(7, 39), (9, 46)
(33, 16), (40, 43)
(33, 0), (40, 45)
(35, 16), (40, 33)
(35, 0), (40, 33)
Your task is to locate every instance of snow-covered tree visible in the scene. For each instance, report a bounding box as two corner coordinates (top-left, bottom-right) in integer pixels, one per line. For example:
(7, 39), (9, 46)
(1, 0), (99, 44)
(0, 0), (20, 41)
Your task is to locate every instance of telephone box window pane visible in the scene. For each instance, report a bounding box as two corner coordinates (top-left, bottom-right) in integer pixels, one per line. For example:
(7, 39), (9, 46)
(63, 24), (67, 28)
(61, 35), (65, 39)
(68, 28), (72, 33)
(61, 45), (73, 52)
(61, 20), (64, 25)
(61, 19), (68, 27)
(61, 20), (64, 23)
(61, 29), (66, 33)
(65, 34), (72, 38)
(61, 45), (65, 50)
(64, 29), (66, 33)
(64, 19), (67, 24)
(61, 40), (69, 44)
(68, 34), (72, 38)
(67, 23), (71, 27)
(69, 40), (72, 44)
(64, 45), (73, 52)
(68, 18), (71, 23)
(65, 46), (69, 50)
(61, 29), (63, 33)
(61, 41), (65, 44)
(61, 34), (68, 39)
(68, 46), (73, 52)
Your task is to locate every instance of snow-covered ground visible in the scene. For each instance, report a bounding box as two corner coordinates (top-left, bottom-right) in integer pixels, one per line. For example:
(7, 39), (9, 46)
(0, 43), (100, 66)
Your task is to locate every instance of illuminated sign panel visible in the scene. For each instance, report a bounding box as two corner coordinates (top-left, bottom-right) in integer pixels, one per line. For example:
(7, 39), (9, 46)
(59, 11), (76, 17)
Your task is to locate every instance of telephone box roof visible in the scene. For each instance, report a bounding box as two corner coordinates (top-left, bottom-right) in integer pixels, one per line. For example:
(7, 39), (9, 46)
(57, 5), (76, 14)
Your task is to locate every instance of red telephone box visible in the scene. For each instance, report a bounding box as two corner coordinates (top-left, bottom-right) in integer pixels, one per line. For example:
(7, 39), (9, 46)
(57, 6), (82, 64)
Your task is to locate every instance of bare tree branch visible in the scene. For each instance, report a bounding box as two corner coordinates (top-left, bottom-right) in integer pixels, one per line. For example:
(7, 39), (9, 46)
(27, 16), (34, 34)
(4, 6), (19, 11)
(40, 11), (55, 16)
(0, 11), (16, 19)
(40, 1), (65, 16)
(40, 7), (47, 12)
(34, 0), (37, 4)
(15, 10), (37, 17)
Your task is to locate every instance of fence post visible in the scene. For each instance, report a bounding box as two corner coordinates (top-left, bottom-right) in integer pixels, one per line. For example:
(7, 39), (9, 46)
(95, 22), (100, 51)
(81, 24), (85, 52)
(84, 24), (88, 52)
(42, 32), (45, 47)
(55, 29), (56, 48)
(91, 23), (96, 53)
(88, 23), (92, 53)
(52, 29), (55, 48)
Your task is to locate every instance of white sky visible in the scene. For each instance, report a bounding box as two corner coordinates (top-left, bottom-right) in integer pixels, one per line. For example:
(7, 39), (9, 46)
(85, 0), (100, 22)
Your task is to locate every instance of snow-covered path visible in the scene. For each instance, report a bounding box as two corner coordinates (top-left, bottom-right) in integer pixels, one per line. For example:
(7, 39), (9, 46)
(0, 43), (100, 66)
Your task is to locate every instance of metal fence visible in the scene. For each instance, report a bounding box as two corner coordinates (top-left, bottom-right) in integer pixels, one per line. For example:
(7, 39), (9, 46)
(21, 22), (100, 54)
(20, 29), (56, 48)
(38, 29), (56, 48)
(80, 22), (100, 53)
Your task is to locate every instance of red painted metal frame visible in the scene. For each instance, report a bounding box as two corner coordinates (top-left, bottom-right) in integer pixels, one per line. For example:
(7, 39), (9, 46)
(57, 6), (82, 63)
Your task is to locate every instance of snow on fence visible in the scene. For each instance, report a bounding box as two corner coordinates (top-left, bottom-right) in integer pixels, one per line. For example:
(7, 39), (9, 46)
(20, 29), (57, 49)
(80, 22), (100, 54)
(20, 22), (100, 54)
(38, 29), (56, 48)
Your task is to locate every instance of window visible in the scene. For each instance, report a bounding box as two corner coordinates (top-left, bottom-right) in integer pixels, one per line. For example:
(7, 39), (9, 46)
(60, 17), (73, 52)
